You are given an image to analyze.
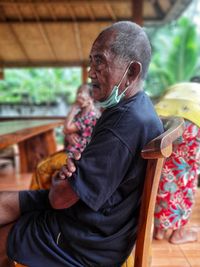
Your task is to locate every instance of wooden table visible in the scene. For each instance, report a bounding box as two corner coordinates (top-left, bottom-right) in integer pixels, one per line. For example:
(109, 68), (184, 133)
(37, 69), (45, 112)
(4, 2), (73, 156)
(0, 119), (64, 173)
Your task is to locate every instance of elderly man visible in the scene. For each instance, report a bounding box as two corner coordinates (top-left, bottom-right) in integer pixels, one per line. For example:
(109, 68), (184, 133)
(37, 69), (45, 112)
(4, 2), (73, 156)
(0, 21), (163, 267)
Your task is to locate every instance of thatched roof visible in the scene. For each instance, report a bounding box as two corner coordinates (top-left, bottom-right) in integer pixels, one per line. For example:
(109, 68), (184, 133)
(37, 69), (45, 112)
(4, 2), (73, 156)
(0, 0), (191, 68)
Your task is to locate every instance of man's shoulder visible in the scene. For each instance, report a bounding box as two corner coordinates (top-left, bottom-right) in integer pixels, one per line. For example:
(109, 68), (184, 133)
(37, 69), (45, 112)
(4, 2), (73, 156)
(96, 92), (153, 127)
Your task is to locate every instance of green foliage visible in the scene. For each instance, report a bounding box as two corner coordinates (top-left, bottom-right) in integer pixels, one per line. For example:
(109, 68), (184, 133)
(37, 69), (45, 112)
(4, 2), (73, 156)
(0, 68), (81, 104)
(145, 17), (200, 99)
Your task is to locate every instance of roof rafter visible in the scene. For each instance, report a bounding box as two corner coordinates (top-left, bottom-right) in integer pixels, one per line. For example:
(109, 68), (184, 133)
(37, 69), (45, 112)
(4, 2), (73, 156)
(85, 3), (96, 21)
(64, 2), (83, 61)
(30, 2), (58, 60)
(104, 1), (117, 21)
(11, 0), (23, 22)
(0, 5), (31, 60)
(0, 60), (89, 68)
(0, 0), (128, 4)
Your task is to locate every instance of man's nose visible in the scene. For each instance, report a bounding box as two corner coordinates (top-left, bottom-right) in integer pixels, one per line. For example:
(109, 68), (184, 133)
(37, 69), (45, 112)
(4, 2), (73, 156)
(88, 66), (96, 79)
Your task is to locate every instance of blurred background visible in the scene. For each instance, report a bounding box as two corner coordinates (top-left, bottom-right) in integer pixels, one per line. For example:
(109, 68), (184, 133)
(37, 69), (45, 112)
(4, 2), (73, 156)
(0, 0), (199, 117)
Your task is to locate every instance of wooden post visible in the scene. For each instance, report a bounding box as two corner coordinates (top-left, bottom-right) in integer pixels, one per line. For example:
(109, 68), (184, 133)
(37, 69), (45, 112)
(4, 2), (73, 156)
(132, 0), (144, 26)
(82, 64), (88, 83)
(0, 69), (4, 80)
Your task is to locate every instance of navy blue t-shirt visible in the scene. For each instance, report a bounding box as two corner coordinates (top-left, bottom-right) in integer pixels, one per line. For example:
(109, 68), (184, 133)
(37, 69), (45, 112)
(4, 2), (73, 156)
(8, 91), (163, 267)
(58, 91), (163, 265)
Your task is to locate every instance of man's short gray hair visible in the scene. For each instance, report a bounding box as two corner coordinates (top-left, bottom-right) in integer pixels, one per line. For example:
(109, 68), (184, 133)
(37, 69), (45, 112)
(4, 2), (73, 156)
(101, 21), (151, 80)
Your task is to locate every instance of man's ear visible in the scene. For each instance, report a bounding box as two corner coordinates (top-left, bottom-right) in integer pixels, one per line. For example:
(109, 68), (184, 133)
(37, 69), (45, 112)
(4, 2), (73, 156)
(127, 61), (142, 81)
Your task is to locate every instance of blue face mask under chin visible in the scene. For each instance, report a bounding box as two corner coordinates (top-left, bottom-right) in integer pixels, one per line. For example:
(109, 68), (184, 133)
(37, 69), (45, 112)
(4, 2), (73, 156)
(99, 85), (127, 109)
(98, 62), (132, 109)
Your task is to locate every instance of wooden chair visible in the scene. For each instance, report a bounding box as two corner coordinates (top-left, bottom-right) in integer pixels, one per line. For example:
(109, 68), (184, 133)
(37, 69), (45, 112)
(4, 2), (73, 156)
(122, 116), (185, 267)
(15, 116), (184, 267)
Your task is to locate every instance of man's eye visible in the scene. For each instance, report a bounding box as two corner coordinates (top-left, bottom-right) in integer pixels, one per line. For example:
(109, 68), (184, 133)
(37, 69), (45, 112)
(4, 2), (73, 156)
(95, 58), (102, 65)
(95, 59), (105, 71)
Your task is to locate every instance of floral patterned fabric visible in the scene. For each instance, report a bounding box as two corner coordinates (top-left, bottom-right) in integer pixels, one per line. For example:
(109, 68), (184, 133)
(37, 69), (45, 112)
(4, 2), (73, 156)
(155, 120), (200, 230)
(66, 110), (97, 157)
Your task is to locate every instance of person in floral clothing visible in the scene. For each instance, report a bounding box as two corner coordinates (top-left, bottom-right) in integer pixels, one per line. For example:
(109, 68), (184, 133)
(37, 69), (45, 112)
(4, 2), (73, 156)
(31, 83), (100, 189)
(154, 82), (200, 244)
(63, 84), (98, 157)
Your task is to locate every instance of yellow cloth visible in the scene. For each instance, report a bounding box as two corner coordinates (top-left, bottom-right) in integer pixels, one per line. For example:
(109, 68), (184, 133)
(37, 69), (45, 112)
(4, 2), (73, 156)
(121, 253), (134, 267)
(155, 82), (200, 127)
(30, 151), (68, 190)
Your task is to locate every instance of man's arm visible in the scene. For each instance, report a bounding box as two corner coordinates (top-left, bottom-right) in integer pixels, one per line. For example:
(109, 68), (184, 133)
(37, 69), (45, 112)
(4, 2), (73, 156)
(49, 152), (81, 209)
(49, 172), (79, 209)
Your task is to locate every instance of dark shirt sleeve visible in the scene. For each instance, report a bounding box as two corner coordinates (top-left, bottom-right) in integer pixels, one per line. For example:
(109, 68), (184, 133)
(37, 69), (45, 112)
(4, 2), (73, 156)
(68, 129), (133, 211)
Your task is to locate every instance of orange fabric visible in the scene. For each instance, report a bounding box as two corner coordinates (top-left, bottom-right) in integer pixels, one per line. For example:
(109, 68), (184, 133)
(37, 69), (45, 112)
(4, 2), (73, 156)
(30, 151), (68, 190)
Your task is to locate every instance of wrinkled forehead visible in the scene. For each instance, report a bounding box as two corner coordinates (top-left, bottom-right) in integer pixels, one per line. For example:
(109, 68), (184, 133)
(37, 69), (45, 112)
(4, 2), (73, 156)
(90, 40), (110, 57)
(90, 30), (115, 57)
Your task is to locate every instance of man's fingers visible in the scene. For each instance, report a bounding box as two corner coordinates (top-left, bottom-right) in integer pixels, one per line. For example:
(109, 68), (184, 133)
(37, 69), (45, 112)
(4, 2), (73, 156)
(67, 159), (76, 172)
(59, 172), (66, 179)
(58, 152), (81, 180)
(59, 167), (72, 179)
(73, 151), (81, 160)
(63, 164), (74, 175)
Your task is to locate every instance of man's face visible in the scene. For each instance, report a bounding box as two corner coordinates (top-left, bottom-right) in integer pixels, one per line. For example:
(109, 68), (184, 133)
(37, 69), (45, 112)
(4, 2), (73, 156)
(88, 35), (126, 102)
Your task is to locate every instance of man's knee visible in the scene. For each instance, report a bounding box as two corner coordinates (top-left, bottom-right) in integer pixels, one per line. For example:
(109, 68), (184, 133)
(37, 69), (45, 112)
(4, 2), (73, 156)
(0, 192), (20, 226)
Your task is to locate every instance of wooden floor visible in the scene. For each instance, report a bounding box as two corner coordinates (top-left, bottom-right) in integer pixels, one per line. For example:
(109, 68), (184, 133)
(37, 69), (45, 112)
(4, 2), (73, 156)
(152, 188), (200, 267)
(0, 163), (200, 267)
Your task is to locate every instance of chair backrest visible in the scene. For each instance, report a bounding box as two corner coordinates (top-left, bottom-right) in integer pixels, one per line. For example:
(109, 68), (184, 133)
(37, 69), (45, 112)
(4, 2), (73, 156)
(133, 116), (185, 267)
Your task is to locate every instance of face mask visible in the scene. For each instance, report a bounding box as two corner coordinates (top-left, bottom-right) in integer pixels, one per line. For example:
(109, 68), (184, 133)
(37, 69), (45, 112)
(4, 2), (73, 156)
(98, 62), (133, 109)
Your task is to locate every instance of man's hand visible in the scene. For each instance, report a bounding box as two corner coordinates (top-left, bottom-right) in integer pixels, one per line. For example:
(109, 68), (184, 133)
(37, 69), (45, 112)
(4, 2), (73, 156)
(49, 151), (81, 209)
(49, 172), (79, 209)
(59, 151), (81, 179)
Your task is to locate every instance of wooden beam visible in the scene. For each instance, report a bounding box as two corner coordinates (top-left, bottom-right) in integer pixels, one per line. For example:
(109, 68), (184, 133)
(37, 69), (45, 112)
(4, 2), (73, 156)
(66, 2), (76, 22)
(0, 116), (66, 121)
(0, 60), (89, 68)
(65, 3), (83, 61)
(0, 69), (4, 80)
(0, 6), (31, 60)
(30, 3), (58, 60)
(46, 3), (57, 21)
(11, 0), (23, 22)
(0, 47), (5, 67)
(85, 3), (96, 21)
(9, 24), (31, 60)
(82, 65), (88, 83)
(73, 23), (84, 62)
(0, 18), (119, 23)
(104, 2), (117, 21)
(132, 0), (144, 26)
(0, 0), (127, 4)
